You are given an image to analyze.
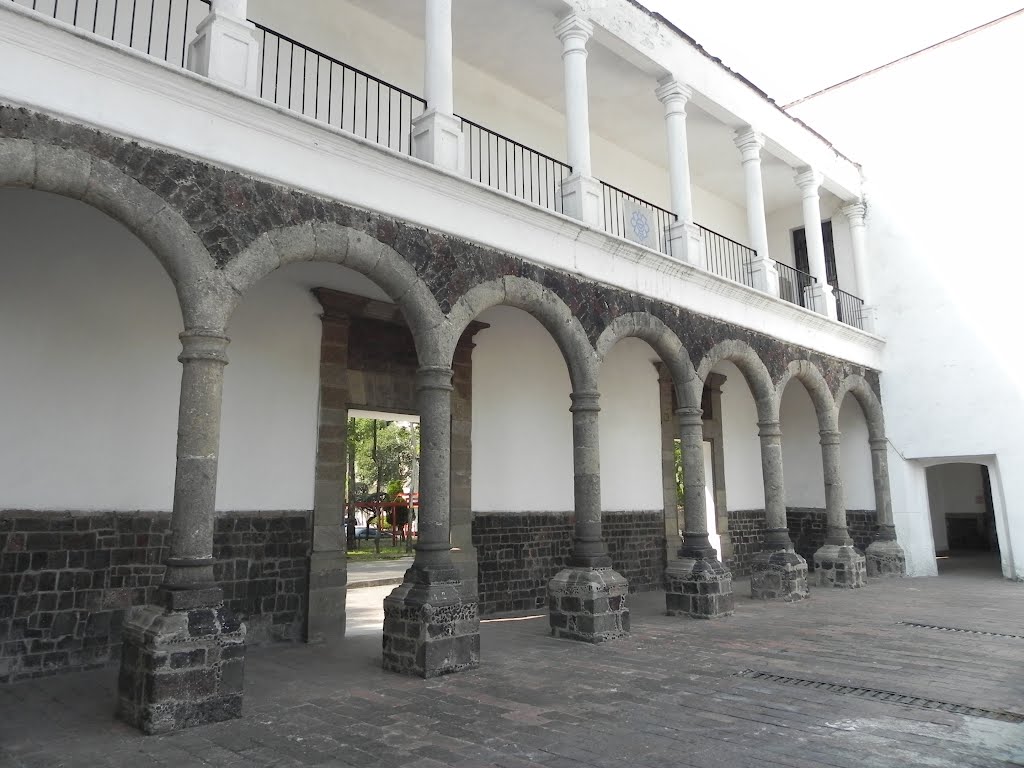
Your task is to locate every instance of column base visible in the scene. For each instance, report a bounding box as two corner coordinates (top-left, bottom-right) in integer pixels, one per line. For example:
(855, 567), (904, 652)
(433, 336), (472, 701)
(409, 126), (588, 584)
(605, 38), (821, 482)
(750, 548), (809, 601)
(665, 557), (735, 619)
(560, 173), (604, 228)
(547, 567), (630, 643)
(805, 283), (839, 320)
(866, 538), (906, 577)
(187, 11), (260, 94)
(812, 544), (867, 588)
(748, 256), (781, 297)
(381, 565), (480, 678)
(412, 109), (465, 175)
(667, 221), (704, 267)
(117, 591), (246, 735)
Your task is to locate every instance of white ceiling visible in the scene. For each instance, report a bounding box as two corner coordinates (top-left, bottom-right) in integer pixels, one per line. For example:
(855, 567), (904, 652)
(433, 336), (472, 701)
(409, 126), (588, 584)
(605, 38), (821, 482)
(335, 0), (808, 213)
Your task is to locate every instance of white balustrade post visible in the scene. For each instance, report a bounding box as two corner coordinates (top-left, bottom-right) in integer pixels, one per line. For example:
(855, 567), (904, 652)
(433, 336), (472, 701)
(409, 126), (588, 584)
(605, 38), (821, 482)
(655, 77), (703, 266)
(187, 0), (260, 94)
(412, 0), (465, 174)
(555, 14), (603, 227)
(794, 167), (838, 319)
(841, 201), (877, 332)
(734, 127), (780, 296)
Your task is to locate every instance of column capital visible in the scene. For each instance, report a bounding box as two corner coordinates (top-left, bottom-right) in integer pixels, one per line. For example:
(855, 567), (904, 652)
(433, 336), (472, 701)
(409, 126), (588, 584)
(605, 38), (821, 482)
(655, 77), (693, 111)
(570, 390), (601, 412)
(819, 429), (842, 446)
(841, 200), (867, 227)
(733, 126), (765, 161)
(794, 166), (823, 195)
(178, 329), (230, 365)
(675, 406), (703, 427)
(554, 13), (594, 52)
(416, 366), (454, 393)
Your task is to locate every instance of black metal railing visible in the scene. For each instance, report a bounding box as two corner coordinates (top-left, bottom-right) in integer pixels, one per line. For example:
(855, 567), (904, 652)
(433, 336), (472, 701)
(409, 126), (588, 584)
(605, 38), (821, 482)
(600, 182), (675, 254)
(460, 118), (571, 214)
(253, 23), (425, 155)
(699, 225), (756, 288)
(10, 0), (210, 67)
(834, 286), (865, 330)
(776, 262), (816, 308)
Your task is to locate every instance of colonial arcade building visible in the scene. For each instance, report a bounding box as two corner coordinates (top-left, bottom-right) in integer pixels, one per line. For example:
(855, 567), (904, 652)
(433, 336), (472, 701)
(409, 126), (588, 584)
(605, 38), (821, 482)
(1, 0), (907, 733)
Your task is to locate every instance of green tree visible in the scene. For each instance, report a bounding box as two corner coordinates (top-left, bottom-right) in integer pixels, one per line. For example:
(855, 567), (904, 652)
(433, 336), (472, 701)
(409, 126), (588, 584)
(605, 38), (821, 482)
(348, 418), (419, 494)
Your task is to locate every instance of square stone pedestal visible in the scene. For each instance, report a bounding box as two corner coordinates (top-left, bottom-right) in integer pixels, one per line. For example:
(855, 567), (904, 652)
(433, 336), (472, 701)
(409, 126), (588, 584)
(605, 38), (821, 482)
(548, 567), (629, 643)
(382, 572), (480, 678)
(813, 544), (867, 588)
(866, 539), (907, 577)
(117, 592), (246, 735)
(750, 549), (809, 601)
(665, 558), (734, 619)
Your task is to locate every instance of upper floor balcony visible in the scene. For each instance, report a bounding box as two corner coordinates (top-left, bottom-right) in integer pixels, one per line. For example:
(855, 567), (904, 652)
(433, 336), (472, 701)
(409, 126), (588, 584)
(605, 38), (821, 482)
(0, 0), (882, 362)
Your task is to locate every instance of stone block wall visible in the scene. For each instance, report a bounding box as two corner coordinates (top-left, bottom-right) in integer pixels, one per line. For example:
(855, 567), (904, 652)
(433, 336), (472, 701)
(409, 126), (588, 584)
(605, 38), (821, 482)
(472, 511), (664, 616)
(725, 508), (879, 575)
(724, 510), (768, 578)
(0, 510), (310, 683)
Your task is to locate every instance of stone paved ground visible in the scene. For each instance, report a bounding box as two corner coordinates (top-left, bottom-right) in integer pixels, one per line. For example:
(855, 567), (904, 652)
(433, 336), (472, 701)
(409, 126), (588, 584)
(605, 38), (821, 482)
(1, 557), (1022, 768)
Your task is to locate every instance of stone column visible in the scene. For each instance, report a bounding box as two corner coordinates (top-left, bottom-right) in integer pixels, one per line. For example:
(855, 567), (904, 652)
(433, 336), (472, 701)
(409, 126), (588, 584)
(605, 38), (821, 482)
(794, 168), (838, 319)
(865, 436), (907, 576)
(450, 330), (479, 601)
(734, 128), (780, 296)
(841, 201), (877, 332)
(749, 420), (808, 601)
(412, 0), (465, 173)
(548, 391), (629, 642)
(187, 0), (260, 93)
(555, 14), (603, 227)
(665, 406), (734, 619)
(382, 367), (479, 677)
(812, 429), (866, 587)
(655, 78), (703, 266)
(307, 306), (351, 643)
(656, 365), (680, 568)
(117, 330), (245, 735)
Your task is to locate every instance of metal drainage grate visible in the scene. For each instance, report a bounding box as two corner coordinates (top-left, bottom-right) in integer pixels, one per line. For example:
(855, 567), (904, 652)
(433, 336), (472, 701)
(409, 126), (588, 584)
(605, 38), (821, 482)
(733, 669), (1024, 724)
(898, 621), (1024, 640)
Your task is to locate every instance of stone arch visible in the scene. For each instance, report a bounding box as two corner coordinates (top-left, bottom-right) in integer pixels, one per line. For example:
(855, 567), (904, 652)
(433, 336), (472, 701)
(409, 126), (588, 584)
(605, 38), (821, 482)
(442, 276), (598, 391)
(694, 340), (776, 420)
(218, 222), (445, 356)
(834, 374), (885, 440)
(0, 138), (214, 325)
(595, 313), (697, 401)
(775, 360), (838, 432)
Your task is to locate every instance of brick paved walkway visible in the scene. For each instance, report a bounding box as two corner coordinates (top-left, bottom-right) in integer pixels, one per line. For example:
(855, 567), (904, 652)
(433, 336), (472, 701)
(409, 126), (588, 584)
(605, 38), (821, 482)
(1, 561), (1022, 767)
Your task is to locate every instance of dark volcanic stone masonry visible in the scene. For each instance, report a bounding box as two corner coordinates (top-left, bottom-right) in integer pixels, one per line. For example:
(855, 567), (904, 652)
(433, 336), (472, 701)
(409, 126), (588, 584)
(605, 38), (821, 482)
(0, 511), (309, 683)
(473, 511), (664, 616)
(726, 508), (879, 574)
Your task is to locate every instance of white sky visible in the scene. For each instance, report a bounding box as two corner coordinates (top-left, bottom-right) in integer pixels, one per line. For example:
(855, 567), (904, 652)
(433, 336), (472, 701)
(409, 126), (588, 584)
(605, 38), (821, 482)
(638, 1), (1023, 105)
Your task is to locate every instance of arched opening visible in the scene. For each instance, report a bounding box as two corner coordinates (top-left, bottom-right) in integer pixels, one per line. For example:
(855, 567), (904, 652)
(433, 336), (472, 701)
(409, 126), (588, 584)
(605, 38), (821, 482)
(778, 379), (827, 567)
(837, 394), (878, 553)
(0, 188), (182, 682)
(926, 462), (1002, 575)
(471, 305), (574, 614)
(598, 337), (670, 593)
(713, 360), (766, 579)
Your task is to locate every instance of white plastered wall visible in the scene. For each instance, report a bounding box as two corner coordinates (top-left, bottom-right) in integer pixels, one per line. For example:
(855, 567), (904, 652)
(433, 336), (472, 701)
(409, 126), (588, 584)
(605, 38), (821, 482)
(0, 189), (181, 511)
(838, 396), (874, 510)
(926, 463), (987, 553)
(790, 11), (1024, 578)
(779, 383), (825, 508)
(715, 361), (764, 511)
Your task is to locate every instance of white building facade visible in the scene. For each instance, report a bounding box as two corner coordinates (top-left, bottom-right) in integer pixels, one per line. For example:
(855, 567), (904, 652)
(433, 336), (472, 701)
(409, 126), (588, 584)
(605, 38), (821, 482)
(0, 0), (1001, 734)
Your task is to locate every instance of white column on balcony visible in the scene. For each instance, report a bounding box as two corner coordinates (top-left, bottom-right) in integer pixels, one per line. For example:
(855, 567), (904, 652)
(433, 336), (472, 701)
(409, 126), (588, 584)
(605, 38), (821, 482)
(412, 0), (465, 174)
(794, 167), (838, 319)
(840, 201), (877, 332)
(555, 14), (603, 227)
(734, 127), (780, 296)
(655, 77), (703, 267)
(187, 0), (260, 94)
